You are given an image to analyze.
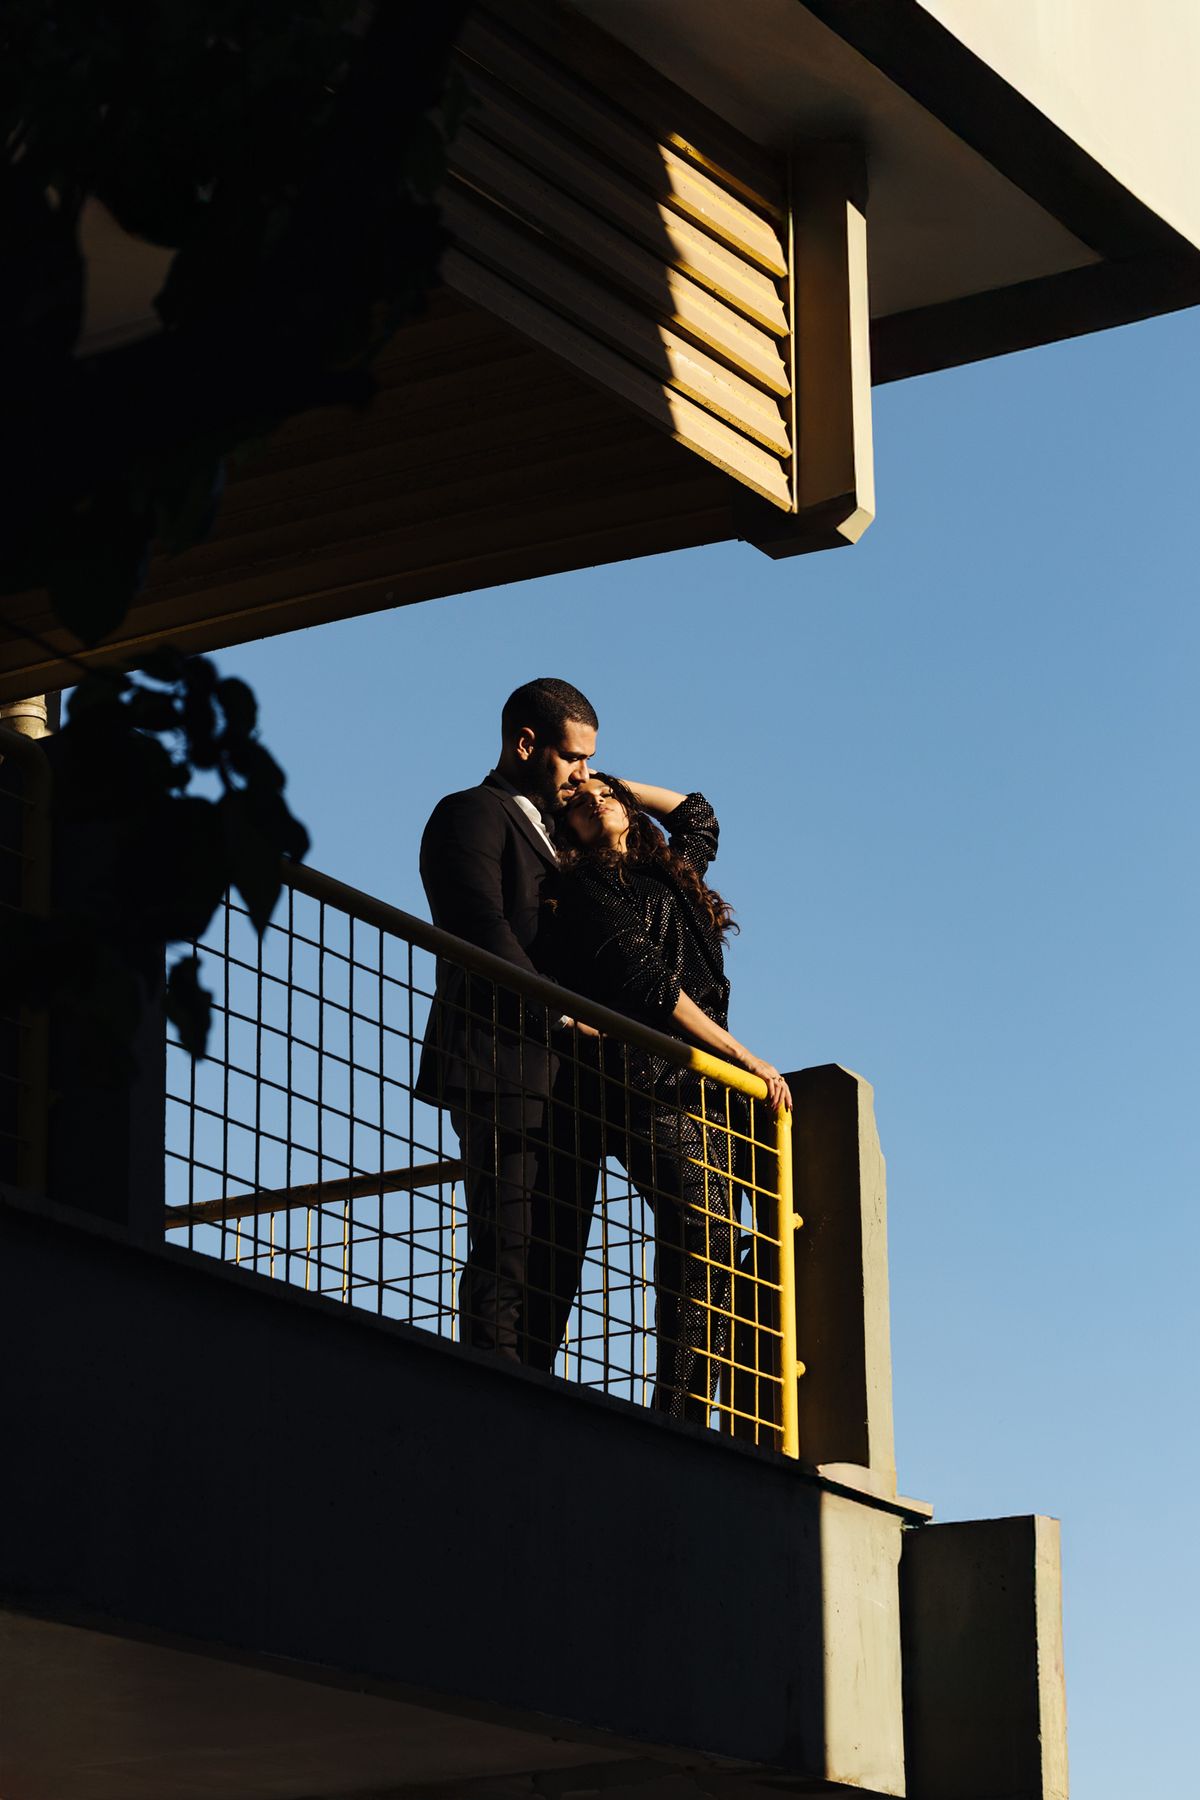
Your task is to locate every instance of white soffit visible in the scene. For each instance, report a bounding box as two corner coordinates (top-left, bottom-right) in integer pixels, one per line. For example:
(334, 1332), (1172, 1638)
(920, 0), (1200, 256)
(568, 0), (1101, 318)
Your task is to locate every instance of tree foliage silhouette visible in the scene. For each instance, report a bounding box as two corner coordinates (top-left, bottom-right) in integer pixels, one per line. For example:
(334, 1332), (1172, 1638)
(0, 2), (471, 1059)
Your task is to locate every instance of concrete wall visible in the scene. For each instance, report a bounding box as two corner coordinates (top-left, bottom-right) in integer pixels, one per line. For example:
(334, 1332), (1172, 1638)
(1, 1065), (1066, 1800)
(901, 1515), (1069, 1800)
(789, 1065), (895, 1489)
(0, 1190), (915, 1795)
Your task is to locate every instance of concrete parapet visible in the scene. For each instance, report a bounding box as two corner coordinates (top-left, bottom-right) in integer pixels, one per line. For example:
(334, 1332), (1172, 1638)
(785, 1064), (896, 1487)
(901, 1514), (1069, 1800)
(0, 1187), (920, 1799)
(0, 1055), (1064, 1800)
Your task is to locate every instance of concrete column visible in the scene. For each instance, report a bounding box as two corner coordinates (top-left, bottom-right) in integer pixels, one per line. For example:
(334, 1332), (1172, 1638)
(43, 804), (166, 1243)
(785, 1063), (896, 1488)
(901, 1514), (1069, 1800)
(820, 1489), (907, 1796)
(0, 716), (52, 1194)
(0, 701), (164, 1233)
(30, 714), (164, 1240)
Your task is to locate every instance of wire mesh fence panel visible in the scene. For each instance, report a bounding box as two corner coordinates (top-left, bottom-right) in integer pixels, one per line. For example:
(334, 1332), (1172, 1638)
(166, 872), (796, 1454)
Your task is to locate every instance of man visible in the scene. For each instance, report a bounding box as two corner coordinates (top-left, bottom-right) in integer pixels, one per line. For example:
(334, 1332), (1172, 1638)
(417, 678), (601, 1368)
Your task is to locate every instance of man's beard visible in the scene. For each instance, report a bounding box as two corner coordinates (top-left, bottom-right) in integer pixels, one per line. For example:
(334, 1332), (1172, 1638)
(527, 760), (564, 815)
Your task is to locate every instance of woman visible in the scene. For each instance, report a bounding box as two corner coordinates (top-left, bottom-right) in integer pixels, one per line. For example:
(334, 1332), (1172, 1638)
(550, 775), (791, 1424)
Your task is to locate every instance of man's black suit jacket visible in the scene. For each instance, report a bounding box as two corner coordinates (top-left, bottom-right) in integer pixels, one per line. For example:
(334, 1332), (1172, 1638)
(416, 774), (559, 1108)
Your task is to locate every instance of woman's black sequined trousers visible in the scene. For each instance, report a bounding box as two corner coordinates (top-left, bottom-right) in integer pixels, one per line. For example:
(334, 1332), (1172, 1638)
(609, 1074), (741, 1423)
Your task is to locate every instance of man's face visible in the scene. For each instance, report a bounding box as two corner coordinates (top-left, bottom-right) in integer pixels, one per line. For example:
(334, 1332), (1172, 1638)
(518, 718), (596, 814)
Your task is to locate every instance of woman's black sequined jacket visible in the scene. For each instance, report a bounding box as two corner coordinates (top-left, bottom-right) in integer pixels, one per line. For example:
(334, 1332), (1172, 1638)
(548, 793), (731, 1076)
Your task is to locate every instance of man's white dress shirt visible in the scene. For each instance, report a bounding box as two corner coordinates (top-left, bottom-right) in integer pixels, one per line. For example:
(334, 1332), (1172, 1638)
(491, 772), (557, 859)
(490, 772), (571, 1026)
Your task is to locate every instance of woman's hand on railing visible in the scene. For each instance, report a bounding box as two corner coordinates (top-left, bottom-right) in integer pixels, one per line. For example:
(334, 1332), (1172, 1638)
(738, 1055), (792, 1115)
(669, 989), (790, 1109)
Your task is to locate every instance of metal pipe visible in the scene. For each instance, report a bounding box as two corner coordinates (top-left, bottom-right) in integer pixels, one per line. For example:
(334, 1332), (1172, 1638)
(165, 1157), (467, 1230)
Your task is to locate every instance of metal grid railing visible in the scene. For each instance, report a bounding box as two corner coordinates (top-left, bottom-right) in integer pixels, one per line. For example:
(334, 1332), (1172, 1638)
(165, 862), (801, 1455)
(0, 722), (50, 1193)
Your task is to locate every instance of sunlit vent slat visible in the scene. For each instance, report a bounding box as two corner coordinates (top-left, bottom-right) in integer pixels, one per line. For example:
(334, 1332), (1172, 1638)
(461, 4), (786, 217)
(449, 130), (789, 337)
(458, 63), (788, 277)
(444, 251), (794, 510)
(446, 170), (790, 396)
(444, 193), (791, 456)
(445, 2), (796, 512)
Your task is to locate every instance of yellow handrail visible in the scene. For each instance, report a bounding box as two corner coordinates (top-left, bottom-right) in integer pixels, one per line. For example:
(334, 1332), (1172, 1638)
(775, 1106), (802, 1459)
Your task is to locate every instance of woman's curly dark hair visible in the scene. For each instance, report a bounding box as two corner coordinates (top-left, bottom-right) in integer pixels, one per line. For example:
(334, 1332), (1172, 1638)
(558, 774), (738, 943)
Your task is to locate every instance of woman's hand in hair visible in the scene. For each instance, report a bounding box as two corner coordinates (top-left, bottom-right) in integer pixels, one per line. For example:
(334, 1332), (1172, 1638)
(616, 780), (687, 820)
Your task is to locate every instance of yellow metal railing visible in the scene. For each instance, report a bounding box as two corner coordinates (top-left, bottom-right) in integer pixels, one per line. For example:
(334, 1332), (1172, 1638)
(165, 860), (803, 1457)
(0, 721), (51, 1195)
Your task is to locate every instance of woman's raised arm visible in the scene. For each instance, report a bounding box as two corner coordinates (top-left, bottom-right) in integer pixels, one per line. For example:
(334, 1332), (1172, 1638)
(617, 780), (687, 820)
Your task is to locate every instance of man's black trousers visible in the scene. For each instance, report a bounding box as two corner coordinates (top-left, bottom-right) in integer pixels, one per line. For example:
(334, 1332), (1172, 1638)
(450, 1061), (600, 1369)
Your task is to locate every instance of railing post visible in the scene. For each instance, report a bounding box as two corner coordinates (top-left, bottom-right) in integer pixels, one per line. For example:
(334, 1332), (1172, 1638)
(784, 1063), (896, 1491)
(775, 1102), (802, 1459)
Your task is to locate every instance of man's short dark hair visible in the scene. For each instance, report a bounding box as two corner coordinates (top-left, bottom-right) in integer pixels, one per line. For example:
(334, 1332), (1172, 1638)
(501, 678), (598, 741)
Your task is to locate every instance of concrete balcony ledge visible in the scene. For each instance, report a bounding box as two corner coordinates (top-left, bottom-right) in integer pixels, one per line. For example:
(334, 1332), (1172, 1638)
(2, 1174), (931, 1524)
(2, 1040), (1067, 1800)
(2, 1181), (914, 1800)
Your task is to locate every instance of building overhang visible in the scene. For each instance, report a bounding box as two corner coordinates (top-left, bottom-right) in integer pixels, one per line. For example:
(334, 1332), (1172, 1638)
(3, 0), (1198, 702)
(569, 0), (1200, 380)
(79, 0), (1200, 372)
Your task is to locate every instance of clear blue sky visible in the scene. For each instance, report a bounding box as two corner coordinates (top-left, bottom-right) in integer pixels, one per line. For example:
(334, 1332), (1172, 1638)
(220, 305), (1199, 1796)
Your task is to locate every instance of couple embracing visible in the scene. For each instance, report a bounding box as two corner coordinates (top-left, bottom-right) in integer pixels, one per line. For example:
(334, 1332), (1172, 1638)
(417, 677), (789, 1423)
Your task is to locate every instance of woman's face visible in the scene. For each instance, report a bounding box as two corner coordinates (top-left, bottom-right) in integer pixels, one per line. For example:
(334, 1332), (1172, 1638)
(563, 777), (629, 851)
